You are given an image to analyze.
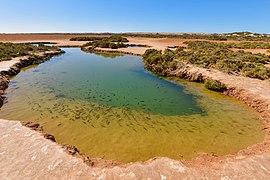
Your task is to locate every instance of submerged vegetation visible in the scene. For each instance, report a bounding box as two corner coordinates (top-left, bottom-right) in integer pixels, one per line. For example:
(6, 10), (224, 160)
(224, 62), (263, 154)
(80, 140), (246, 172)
(0, 42), (59, 61)
(81, 36), (129, 50)
(143, 41), (270, 80)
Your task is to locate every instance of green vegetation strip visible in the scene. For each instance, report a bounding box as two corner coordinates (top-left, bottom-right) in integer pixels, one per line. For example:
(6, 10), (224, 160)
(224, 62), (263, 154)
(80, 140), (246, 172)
(143, 41), (270, 81)
(67, 32), (270, 41)
(186, 41), (270, 49)
(0, 42), (59, 61)
(227, 42), (270, 49)
(70, 37), (103, 41)
(80, 36), (129, 50)
(124, 32), (270, 41)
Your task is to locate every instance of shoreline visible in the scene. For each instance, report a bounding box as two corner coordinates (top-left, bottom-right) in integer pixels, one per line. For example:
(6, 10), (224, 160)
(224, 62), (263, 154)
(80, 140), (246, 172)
(0, 50), (64, 105)
(0, 43), (270, 177)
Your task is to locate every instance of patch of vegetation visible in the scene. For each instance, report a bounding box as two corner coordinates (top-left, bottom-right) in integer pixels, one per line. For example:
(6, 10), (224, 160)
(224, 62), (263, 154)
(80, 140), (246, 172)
(82, 36), (129, 50)
(71, 35), (128, 42)
(267, 49), (270, 53)
(224, 32), (270, 41)
(103, 35), (129, 43)
(123, 33), (228, 41)
(0, 42), (59, 61)
(65, 32), (270, 42)
(121, 32), (270, 42)
(70, 37), (103, 41)
(204, 80), (227, 92)
(143, 41), (270, 80)
(142, 49), (178, 76)
(226, 42), (270, 49)
(128, 44), (150, 47)
(83, 41), (127, 49)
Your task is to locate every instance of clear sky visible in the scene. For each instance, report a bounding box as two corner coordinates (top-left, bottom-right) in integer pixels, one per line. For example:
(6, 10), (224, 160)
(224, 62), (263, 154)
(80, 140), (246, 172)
(0, 0), (269, 34)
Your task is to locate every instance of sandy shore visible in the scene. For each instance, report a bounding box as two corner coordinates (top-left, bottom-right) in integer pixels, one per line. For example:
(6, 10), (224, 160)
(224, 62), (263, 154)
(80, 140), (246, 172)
(1, 119), (270, 179)
(1, 34), (270, 178)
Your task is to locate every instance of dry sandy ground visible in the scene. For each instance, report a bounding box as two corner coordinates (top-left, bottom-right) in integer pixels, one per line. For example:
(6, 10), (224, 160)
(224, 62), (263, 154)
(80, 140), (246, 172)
(0, 34), (106, 47)
(1, 119), (270, 179)
(0, 57), (22, 72)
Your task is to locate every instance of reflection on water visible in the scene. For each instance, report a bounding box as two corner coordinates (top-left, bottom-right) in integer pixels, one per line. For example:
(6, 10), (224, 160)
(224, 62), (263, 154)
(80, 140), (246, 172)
(0, 48), (264, 162)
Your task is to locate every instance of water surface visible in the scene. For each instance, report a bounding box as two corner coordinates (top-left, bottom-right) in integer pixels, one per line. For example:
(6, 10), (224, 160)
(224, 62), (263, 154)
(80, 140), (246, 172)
(0, 48), (264, 162)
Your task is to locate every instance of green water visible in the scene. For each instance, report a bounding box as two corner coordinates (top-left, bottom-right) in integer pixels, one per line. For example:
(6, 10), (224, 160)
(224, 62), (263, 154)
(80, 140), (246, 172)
(0, 48), (264, 162)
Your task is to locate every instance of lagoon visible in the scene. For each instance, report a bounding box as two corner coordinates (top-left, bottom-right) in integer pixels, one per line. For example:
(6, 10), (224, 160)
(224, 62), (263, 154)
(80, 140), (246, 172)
(0, 48), (264, 162)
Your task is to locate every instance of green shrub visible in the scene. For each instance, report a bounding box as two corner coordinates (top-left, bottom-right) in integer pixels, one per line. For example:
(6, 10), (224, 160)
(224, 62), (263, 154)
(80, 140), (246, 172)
(226, 42), (270, 49)
(121, 31), (270, 41)
(0, 42), (60, 62)
(104, 35), (129, 43)
(143, 41), (270, 80)
(82, 36), (128, 50)
(70, 37), (103, 41)
(204, 80), (227, 92)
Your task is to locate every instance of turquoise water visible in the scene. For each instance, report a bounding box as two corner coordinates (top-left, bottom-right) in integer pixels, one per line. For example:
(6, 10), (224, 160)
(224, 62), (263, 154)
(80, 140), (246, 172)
(14, 48), (203, 116)
(0, 48), (264, 162)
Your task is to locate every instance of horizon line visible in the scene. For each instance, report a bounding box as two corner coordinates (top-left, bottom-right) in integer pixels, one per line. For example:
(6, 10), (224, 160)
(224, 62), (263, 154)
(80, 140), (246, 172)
(0, 31), (269, 35)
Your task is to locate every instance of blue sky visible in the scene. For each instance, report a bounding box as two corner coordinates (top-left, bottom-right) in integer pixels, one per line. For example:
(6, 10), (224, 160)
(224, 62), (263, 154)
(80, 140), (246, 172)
(0, 0), (269, 33)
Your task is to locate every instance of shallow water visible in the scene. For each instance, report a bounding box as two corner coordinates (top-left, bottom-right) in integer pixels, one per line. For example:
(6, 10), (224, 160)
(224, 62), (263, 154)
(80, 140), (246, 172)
(0, 48), (264, 162)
